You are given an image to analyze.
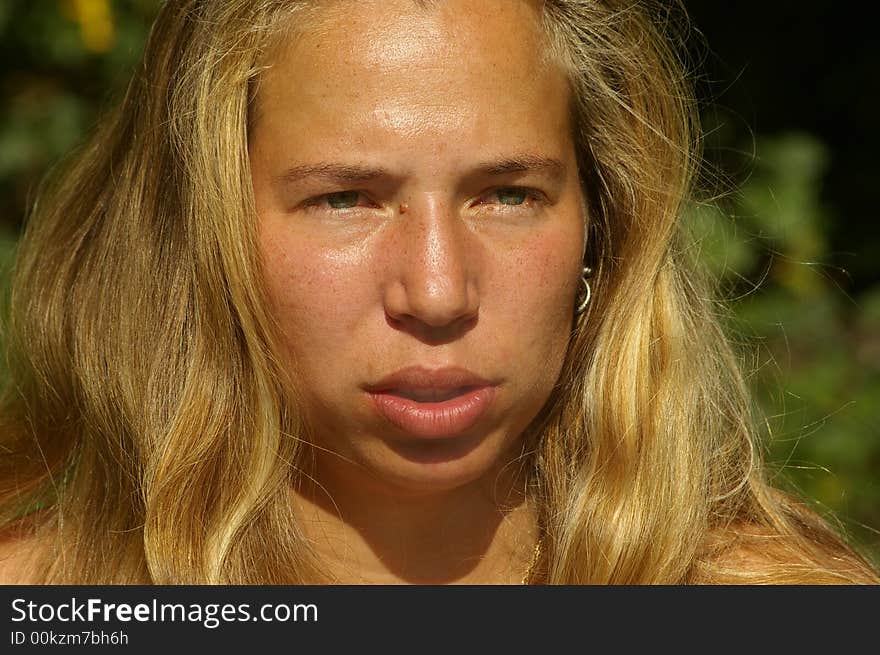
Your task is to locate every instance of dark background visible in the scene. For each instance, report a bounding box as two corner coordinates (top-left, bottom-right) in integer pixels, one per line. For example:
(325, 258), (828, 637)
(688, 1), (879, 288)
(0, 1), (877, 562)
(686, 1), (880, 559)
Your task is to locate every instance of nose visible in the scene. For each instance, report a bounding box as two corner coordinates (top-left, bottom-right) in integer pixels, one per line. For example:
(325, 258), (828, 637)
(382, 197), (480, 342)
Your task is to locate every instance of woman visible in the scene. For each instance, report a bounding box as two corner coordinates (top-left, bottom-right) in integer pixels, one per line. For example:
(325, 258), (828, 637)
(0, 0), (876, 584)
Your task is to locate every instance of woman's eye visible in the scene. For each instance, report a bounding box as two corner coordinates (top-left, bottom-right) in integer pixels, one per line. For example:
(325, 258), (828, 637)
(474, 187), (542, 210)
(495, 188), (528, 205)
(302, 190), (376, 214)
(325, 191), (362, 209)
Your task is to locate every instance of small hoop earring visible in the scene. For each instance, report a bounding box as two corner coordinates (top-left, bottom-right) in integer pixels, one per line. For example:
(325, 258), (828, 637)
(575, 266), (592, 315)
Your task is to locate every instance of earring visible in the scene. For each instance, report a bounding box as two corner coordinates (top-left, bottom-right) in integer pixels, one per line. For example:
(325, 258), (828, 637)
(575, 266), (592, 315)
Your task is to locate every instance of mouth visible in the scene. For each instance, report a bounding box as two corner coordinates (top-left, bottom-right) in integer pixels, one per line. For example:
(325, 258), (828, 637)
(364, 367), (498, 439)
(386, 386), (480, 403)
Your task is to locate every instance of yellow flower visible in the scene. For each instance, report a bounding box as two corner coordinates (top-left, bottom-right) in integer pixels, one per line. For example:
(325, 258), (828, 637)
(62, 0), (116, 53)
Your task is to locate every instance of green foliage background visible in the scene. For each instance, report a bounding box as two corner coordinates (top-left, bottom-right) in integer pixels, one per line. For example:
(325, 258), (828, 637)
(0, 2), (877, 564)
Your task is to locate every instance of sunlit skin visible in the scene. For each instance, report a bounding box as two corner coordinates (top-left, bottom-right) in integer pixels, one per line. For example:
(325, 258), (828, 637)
(249, 0), (586, 583)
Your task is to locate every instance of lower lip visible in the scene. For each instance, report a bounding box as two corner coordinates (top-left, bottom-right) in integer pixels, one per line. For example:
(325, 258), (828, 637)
(368, 386), (496, 439)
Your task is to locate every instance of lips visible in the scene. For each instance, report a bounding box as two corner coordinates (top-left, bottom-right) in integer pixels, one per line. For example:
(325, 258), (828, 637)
(390, 386), (479, 403)
(364, 366), (498, 438)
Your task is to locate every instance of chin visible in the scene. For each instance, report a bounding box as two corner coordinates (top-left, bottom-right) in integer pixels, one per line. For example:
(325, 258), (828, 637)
(363, 431), (520, 494)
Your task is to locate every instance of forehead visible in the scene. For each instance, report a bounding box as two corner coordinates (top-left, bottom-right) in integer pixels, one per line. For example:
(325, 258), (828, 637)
(291, 0), (553, 70)
(254, 0), (572, 163)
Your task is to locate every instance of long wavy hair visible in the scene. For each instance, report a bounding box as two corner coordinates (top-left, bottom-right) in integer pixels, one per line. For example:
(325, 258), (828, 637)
(1, 0), (876, 584)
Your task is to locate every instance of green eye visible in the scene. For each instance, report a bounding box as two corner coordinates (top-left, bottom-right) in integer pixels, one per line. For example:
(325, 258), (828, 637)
(496, 188), (528, 205)
(326, 191), (361, 209)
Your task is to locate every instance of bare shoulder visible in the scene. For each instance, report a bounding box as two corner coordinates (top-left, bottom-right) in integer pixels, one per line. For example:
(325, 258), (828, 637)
(0, 514), (49, 584)
(697, 522), (879, 585)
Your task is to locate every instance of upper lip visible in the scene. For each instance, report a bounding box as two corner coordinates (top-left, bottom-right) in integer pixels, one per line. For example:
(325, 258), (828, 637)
(363, 365), (493, 394)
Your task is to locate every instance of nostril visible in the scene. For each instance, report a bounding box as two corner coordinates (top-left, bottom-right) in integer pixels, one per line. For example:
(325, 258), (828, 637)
(385, 312), (404, 330)
(384, 310), (479, 345)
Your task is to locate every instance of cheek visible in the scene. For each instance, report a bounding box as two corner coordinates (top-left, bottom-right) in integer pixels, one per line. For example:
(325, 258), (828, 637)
(259, 226), (365, 353)
(500, 230), (581, 330)
(479, 232), (580, 381)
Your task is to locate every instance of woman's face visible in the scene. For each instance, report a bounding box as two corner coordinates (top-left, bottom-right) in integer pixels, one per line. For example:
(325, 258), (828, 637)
(250, 0), (585, 494)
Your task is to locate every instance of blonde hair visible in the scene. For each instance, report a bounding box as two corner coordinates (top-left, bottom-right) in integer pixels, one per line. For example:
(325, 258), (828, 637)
(1, 0), (876, 584)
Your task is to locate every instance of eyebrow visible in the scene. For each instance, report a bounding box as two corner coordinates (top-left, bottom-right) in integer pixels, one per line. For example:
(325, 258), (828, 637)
(479, 155), (566, 180)
(275, 163), (392, 185)
(274, 154), (566, 186)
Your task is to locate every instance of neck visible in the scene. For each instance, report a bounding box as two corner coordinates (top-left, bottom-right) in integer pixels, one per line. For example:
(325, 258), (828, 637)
(291, 454), (539, 584)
